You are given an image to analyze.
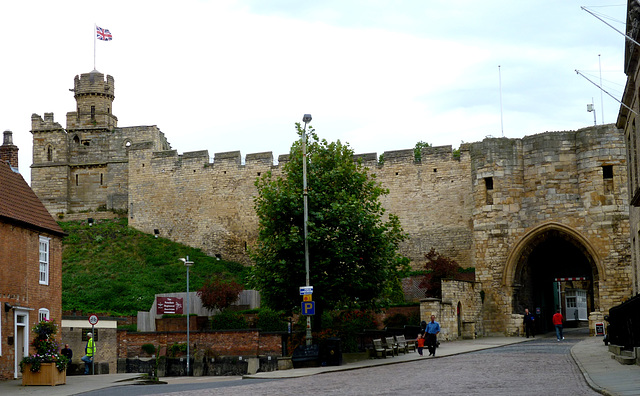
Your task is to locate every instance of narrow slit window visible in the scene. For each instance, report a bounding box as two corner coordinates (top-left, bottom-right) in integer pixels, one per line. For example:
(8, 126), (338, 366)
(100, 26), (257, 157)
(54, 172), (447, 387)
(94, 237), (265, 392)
(484, 177), (494, 205)
(75, 174), (79, 186)
(91, 106), (95, 120)
(485, 177), (493, 190)
(603, 165), (614, 193)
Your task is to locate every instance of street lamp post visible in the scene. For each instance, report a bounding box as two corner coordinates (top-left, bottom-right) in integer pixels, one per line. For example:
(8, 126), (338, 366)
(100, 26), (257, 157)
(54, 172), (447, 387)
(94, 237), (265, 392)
(179, 256), (194, 376)
(302, 114), (312, 346)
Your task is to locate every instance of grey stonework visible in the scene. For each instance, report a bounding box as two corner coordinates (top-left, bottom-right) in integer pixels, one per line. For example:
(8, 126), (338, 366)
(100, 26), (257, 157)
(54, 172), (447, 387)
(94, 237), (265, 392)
(31, 72), (632, 336)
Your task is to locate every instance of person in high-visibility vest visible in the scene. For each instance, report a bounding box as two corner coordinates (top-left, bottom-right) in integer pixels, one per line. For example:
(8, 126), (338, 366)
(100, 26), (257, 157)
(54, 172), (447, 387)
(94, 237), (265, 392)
(81, 333), (95, 374)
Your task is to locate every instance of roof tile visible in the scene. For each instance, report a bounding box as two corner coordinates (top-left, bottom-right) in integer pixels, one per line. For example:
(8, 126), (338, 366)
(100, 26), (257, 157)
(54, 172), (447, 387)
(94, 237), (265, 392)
(0, 161), (64, 235)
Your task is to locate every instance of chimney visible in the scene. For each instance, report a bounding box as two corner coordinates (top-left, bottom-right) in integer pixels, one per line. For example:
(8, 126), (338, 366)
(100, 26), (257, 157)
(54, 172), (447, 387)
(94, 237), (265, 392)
(0, 130), (19, 170)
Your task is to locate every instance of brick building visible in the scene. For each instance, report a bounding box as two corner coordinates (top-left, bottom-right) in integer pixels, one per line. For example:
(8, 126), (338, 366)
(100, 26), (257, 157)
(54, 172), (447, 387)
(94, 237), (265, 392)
(0, 135), (65, 379)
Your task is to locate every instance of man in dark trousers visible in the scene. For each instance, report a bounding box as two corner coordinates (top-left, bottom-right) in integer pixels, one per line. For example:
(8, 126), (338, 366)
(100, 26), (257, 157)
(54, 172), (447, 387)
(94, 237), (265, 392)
(425, 315), (440, 357)
(523, 308), (535, 338)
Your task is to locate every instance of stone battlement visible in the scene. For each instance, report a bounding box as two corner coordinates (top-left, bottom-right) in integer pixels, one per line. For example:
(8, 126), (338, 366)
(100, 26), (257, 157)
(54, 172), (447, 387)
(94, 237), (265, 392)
(72, 71), (115, 98)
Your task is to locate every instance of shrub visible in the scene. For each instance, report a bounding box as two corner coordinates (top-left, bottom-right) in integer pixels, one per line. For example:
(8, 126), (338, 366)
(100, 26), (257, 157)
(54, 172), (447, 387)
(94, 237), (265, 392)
(255, 309), (287, 332)
(211, 311), (248, 330)
(168, 343), (187, 357)
(383, 313), (409, 328)
(141, 343), (156, 355)
(333, 310), (378, 353)
(118, 324), (137, 332)
(197, 275), (244, 311)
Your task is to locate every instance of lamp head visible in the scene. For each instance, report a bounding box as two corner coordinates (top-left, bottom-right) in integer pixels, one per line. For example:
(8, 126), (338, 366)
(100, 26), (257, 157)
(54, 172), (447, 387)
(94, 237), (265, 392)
(179, 258), (193, 267)
(302, 114), (312, 123)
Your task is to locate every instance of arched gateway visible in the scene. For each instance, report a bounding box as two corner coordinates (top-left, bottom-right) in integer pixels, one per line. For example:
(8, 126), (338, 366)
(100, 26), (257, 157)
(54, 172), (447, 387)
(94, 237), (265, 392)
(503, 222), (604, 331)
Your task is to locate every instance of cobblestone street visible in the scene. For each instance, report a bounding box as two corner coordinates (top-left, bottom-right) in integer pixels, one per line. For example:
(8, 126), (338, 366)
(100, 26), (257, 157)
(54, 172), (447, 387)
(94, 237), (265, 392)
(151, 333), (599, 396)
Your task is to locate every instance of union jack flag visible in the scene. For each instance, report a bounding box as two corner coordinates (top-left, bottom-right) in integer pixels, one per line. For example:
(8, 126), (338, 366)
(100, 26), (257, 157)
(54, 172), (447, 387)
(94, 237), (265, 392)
(96, 26), (112, 41)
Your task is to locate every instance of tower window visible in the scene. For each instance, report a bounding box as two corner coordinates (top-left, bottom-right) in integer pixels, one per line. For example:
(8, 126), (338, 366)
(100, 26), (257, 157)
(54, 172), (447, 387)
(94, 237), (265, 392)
(75, 174), (79, 186)
(91, 106), (95, 121)
(100, 173), (103, 185)
(603, 165), (613, 193)
(485, 177), (493, 190)
(46, 146), (53, 162)
(484, 177), (494, 205)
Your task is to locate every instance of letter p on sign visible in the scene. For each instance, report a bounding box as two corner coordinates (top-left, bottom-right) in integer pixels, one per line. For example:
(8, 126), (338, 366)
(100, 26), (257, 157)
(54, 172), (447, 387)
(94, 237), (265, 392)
(302, 301), (315, 315)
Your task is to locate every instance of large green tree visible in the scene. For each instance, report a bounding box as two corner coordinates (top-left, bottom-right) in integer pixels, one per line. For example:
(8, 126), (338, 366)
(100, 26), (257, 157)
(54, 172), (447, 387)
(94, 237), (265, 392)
(250, 123), (407, 329)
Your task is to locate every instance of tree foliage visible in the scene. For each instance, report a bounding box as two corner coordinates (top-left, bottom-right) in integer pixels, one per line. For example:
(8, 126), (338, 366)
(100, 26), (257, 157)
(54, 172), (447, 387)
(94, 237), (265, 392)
(197, 275), (244, 312)
(414, 141), (431, 162)
(250, 124), (407, 326)
(419, 248), (461, 298)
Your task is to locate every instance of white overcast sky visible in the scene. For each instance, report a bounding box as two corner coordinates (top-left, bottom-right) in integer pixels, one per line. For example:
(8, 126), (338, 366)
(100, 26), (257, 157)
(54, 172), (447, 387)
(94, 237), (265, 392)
(0, 1), (629, 186)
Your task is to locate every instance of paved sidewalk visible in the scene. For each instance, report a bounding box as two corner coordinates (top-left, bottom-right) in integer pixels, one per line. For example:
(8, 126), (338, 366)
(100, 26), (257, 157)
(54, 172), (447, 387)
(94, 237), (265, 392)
(571, 335), (640, 396)
(0, 333), (637, 395)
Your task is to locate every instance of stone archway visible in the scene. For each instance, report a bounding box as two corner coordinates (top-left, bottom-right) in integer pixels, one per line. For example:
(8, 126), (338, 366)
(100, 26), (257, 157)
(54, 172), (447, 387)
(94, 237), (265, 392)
(503, 222), (603, 332)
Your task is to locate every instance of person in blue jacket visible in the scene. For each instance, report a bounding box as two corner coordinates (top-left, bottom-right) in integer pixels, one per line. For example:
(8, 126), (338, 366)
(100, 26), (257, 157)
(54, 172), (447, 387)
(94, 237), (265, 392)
(425, 315), (440, 357)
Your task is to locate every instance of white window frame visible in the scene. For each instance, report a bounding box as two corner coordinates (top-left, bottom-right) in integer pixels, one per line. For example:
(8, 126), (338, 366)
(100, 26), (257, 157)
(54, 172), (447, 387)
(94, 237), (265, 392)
(38, 308), (50, 322)
(39, 236), (50, 285)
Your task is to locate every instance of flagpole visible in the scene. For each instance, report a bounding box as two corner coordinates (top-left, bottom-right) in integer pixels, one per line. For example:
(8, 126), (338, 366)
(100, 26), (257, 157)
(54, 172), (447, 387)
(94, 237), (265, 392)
(94, 23), (96, 70)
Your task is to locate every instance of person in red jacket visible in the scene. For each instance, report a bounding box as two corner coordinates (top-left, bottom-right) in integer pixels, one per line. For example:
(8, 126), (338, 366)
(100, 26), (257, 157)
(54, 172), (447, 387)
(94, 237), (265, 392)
(552, 310), (564, 341)
(416, 334), (425, 356)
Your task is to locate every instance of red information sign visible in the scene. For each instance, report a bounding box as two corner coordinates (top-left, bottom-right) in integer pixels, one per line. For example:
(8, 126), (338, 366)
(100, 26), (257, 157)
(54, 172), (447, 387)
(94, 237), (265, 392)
(157, 297), (183, 315)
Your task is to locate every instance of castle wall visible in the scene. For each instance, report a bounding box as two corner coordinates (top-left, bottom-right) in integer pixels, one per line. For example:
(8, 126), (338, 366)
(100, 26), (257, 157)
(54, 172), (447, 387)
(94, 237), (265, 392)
(377, 146), (474, 267)
(128, 147), (280, 264)
(127, 144), (475, 267)
(29, 71), (634, 337)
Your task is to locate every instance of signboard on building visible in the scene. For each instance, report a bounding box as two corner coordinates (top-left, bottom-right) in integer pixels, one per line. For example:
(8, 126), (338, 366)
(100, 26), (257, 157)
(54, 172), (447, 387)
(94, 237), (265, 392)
(157, 297), (183, 315)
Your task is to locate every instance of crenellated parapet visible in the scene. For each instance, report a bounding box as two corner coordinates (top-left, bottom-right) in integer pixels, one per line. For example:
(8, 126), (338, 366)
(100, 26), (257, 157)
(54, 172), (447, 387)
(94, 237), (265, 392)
(31, 113), (64, 133)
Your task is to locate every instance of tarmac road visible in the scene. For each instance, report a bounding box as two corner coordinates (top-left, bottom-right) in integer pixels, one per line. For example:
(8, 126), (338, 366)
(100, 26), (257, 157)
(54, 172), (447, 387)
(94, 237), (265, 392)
(83, 330), (599, 396)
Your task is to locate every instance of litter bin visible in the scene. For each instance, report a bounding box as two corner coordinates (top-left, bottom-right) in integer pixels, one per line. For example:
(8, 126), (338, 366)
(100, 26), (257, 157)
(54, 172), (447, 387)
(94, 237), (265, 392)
(291, 344), (320, 369)
(321, 337), (342, 366)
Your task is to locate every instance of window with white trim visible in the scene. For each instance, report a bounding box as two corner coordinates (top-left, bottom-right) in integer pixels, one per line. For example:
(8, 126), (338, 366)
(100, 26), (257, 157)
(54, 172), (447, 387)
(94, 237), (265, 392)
(39, 236), (50, 285)
(39, 308), (50, 322)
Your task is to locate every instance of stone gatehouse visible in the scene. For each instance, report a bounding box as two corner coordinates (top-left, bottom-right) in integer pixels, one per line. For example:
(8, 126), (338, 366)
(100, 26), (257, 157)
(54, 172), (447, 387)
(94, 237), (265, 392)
(30, 70), (633, 336)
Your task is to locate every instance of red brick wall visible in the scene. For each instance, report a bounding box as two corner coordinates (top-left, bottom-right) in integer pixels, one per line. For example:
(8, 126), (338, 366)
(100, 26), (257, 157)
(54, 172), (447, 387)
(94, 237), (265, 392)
(0, 223), (63, 380)
(117, 330), (283, 358)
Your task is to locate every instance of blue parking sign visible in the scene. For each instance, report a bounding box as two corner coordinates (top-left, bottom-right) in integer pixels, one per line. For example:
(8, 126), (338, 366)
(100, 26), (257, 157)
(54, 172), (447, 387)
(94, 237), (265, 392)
(302, 301), (315, 315)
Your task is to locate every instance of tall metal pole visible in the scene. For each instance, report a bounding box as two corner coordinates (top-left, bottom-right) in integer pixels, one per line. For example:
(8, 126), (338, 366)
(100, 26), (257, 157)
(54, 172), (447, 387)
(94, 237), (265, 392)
(498, 65), (504, 137)
(302, 114), (312, 346)
(186, 260), (190, 376)
(179, 256), (194, 376)
(599, 54), (604, 124)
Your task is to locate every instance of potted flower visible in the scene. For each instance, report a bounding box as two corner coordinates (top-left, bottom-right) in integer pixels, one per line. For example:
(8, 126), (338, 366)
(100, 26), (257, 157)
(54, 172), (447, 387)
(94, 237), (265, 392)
(20, 318), (68, 386)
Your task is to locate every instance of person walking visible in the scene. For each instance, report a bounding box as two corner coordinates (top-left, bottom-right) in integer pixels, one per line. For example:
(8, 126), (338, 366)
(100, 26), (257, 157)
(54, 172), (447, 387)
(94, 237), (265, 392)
(552, 310), (564, 341)
(523, 308), (535, 338)
(81, 333), (95, 374)
(416, 334), (425, 356)
(425, 315), (440, 357)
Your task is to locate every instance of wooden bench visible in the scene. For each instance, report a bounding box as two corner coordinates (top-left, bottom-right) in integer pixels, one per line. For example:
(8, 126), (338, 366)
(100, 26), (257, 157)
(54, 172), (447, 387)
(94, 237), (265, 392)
(385, 336), (399, 356)
(395, 335), (415, 353)
(372, 338), (394, 358)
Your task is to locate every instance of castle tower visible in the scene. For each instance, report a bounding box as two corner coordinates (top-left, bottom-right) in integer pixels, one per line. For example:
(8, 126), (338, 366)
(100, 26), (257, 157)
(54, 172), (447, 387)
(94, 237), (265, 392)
(66, 70), (117, 130)
(31, 71), (170, 217)
(30, 113), (69, 214)
(0, 130), (18, 170)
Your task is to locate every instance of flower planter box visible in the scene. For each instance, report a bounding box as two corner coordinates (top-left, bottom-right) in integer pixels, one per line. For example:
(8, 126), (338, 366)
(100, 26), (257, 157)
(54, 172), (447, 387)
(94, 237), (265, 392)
(22, 363), (66, 386)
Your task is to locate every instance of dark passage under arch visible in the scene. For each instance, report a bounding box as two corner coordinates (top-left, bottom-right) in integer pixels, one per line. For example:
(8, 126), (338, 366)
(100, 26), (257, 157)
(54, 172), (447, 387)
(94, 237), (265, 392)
(512, 230), (597, 333)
